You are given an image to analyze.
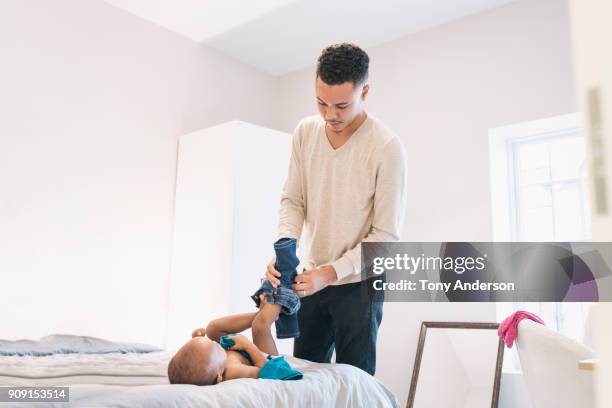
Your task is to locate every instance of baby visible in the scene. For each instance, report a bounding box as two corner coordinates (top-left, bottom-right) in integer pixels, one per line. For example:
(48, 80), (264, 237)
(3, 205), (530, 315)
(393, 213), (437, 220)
(167, 238), (302, 385)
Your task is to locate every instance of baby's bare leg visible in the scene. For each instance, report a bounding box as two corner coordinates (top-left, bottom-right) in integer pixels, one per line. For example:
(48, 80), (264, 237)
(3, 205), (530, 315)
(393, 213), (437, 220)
(252, 303), (281, 356)
(206, 312), (258, 342)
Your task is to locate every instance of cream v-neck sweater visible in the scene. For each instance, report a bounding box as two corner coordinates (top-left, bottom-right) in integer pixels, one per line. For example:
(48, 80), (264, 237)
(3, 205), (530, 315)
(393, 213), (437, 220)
(277, 113), (407, 285)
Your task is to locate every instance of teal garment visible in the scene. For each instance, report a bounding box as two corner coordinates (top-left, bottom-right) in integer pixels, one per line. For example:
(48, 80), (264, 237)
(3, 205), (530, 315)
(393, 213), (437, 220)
(219, 334), (253, 365)
(259, 356), (303, 381)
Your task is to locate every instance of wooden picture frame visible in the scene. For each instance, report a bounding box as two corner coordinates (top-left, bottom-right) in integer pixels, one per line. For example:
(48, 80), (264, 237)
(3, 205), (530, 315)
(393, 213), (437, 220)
(406, 321), (505, 408)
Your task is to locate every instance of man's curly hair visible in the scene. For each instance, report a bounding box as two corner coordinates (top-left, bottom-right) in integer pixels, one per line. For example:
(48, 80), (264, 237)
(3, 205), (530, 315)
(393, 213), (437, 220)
(316, 43), (369, 86)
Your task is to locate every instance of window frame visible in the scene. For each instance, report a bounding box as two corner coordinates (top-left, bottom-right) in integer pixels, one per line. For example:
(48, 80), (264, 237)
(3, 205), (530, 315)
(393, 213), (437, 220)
(489, 112), (583, 241)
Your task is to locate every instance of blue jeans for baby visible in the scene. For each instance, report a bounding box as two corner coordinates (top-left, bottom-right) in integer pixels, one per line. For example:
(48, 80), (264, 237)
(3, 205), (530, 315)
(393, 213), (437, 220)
(251, 238), (301, 339)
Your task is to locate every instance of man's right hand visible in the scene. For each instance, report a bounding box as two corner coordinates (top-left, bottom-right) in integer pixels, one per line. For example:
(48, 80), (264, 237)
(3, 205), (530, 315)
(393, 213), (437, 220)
(266, 257), (281, 288)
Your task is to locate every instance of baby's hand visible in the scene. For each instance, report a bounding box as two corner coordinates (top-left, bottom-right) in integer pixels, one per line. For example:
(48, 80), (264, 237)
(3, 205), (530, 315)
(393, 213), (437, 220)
(191, 327), (206, 338)
(229, 334), (251, 350)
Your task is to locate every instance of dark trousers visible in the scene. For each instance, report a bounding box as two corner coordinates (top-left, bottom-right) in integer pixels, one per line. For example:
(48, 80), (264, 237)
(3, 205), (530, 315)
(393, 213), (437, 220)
(293, 277), (383, 375)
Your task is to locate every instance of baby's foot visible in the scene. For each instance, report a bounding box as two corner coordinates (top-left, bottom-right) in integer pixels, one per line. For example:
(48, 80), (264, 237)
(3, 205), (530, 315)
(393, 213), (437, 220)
(257, 294), (268, 310)
(191, 327), (206, 338)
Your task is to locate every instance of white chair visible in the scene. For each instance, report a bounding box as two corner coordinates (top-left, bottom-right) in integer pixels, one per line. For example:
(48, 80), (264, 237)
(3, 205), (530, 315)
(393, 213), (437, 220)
(515, 319), (595, 408)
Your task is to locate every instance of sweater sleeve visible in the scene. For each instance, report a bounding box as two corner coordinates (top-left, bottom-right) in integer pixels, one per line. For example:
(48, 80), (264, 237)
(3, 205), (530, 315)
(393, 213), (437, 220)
(331, 137), (407, 281)
(277, 126), (306, 241)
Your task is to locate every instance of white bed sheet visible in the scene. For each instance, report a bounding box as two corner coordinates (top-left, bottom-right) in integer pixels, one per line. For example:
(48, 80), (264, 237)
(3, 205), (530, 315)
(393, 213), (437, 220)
(0, 351), (399, 407)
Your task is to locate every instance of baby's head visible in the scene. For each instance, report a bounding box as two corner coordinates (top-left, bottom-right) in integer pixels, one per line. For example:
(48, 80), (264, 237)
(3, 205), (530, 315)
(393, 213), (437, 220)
(167, 337), (227, 385)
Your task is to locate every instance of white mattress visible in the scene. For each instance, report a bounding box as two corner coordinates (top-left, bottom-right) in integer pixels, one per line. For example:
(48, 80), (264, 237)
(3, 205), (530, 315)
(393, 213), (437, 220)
(0, 351), (399, 407)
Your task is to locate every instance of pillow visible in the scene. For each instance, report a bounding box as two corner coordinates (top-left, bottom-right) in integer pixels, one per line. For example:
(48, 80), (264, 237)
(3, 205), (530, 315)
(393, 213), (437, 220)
(0, 334), (162, 356)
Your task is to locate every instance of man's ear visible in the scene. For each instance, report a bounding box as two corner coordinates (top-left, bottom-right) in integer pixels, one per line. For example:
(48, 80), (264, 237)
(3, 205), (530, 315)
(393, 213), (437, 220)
(361, 83), (370, 101)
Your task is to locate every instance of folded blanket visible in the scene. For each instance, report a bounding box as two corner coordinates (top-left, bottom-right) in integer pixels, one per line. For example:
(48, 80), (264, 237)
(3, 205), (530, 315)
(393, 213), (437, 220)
(0, 334), (162, 356)
(498, 311), (545, 348)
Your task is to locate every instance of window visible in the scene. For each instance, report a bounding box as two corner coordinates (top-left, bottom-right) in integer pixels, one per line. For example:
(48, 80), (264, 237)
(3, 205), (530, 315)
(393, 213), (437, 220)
(512, 132), (591, 241)
(489, 113), (593, 371)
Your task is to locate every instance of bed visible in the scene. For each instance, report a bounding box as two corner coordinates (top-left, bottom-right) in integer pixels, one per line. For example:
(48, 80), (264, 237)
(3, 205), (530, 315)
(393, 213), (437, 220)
(0, 339), (398, 407)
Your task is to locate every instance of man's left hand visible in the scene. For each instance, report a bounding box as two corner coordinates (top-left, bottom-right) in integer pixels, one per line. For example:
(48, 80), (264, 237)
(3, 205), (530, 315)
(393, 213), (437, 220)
(292, 266), (337, 297)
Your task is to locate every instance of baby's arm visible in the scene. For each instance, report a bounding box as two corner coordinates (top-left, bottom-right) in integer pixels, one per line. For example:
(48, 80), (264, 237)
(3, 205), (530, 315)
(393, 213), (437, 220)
(221, 334), (269, 381)
(223, 363), (260, 380)
(195, 295), (274, 342)
(201, 312), (259, 342)
(229, 334), (268, 368)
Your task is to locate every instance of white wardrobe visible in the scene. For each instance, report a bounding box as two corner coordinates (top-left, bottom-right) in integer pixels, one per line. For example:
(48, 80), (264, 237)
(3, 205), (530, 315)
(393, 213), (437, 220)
(166, 121), (293, 351)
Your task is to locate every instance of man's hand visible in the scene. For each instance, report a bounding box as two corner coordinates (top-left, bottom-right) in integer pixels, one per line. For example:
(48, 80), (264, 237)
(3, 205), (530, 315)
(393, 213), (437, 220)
(191, 327), (206, 338)
(265, 257), (281, 288)
(292, 265), (337, 297)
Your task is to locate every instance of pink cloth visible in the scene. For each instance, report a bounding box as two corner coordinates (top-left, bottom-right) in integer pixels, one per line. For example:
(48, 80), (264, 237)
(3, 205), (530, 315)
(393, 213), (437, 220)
(498, 311), (545, 348)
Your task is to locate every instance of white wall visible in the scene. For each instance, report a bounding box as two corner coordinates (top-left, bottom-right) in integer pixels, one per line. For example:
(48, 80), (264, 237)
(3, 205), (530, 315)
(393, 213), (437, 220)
(0, 0), (278, 347)
(275, 0), (576, 405)
(569, 1), (612, 406)
(277, 0), (576, 243)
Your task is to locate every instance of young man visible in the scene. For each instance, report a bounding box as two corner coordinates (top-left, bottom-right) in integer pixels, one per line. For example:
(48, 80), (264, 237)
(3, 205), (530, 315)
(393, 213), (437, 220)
(266, 43), (407, 375)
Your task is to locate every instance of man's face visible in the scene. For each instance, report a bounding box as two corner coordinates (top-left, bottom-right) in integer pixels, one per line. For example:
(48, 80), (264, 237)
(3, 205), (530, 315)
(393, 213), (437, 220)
(315, 77), (369, 134)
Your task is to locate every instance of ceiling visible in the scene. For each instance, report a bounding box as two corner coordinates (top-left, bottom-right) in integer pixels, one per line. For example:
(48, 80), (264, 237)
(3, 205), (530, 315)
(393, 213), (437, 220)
(104, 0), (517, 76)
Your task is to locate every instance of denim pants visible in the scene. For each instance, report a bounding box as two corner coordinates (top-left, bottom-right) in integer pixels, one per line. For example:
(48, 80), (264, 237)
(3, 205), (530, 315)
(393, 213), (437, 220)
(251, 238), (301, 339)
(293, 276), (384, 375)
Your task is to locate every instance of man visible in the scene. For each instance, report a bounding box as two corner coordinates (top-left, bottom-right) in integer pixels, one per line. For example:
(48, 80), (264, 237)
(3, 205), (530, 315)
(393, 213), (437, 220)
(266, 43), (407, 375)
